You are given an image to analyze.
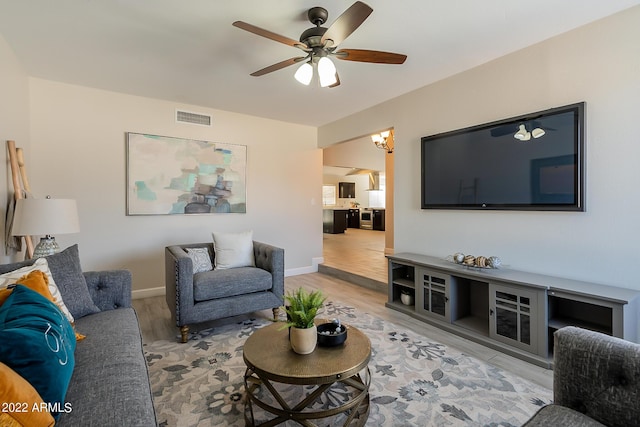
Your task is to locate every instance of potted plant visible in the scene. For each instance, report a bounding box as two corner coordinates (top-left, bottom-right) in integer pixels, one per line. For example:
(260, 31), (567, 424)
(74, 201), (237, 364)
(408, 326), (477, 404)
(281, 287), (326, 354)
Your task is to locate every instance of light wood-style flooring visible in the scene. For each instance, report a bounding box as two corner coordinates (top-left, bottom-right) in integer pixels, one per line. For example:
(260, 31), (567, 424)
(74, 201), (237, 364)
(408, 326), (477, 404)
(133, 274), (553, 391)
(321, 228), (388, 284)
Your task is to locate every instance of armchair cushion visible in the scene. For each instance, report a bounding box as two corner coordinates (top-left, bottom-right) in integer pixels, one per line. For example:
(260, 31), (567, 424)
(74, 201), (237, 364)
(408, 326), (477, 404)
(524, 326), (640, 427)
(212, 230), (255, 270)
(523, 405), (606, 427)
(193, 267), (273, 302)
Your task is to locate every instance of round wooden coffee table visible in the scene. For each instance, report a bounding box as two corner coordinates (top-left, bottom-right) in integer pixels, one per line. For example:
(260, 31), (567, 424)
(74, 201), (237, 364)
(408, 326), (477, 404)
(243, 321), (371, 427)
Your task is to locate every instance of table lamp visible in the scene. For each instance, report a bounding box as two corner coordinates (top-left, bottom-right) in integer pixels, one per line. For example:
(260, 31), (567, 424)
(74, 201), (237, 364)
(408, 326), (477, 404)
(12, 196), (80, 258)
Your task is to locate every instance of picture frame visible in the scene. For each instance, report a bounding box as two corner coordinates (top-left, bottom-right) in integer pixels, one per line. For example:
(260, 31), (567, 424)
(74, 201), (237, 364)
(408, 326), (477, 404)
(126, 132), (247, 215)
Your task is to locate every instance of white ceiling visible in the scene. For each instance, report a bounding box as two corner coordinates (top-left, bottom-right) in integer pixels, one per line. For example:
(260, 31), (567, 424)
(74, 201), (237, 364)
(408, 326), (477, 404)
(1, 1), (638, 127)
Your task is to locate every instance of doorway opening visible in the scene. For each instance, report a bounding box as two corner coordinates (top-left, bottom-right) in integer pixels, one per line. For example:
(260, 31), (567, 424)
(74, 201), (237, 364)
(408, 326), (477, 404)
(320, 130), (394, 289)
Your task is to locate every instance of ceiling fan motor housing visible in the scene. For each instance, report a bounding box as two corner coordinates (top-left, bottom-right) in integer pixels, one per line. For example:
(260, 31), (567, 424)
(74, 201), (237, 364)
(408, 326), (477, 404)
(308, 7), (328, 26)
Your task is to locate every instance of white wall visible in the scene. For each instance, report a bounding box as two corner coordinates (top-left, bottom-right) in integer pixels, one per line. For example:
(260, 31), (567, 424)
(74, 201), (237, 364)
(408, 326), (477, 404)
(322, 174), (369, 208)
(0, 35), (31, 264)
(319, 7), (640, 290)
(323, 135), (386, 171)
(25, 79), (322, 294)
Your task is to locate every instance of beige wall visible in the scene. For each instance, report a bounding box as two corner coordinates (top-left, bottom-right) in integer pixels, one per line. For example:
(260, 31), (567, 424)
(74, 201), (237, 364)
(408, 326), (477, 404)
(21, 79), (321, 296)
(319, 7), (640, 289)
(0, 35), (31, 264)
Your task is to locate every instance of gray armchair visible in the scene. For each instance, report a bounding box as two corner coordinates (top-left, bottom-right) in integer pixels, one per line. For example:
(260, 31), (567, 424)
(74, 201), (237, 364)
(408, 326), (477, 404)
(165, 241), (284, 343)
(523, 326), (640, 427)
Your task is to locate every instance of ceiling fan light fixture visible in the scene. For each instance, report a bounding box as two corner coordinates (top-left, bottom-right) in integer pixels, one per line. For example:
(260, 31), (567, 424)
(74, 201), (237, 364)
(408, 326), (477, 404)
(294, 62), (313, 85)
(531, 127), (546, 139)
(318, 57), (337, 87)
(514, 124), (531, 141)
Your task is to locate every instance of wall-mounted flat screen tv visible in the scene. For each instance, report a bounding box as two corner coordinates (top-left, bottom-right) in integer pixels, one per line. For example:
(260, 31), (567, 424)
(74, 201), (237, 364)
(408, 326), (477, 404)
(421, 102), (585, 211)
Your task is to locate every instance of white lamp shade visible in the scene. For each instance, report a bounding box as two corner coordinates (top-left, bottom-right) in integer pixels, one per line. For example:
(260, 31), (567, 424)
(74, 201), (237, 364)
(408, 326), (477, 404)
(318, 57), (337, 87)
(294, 62), (313, 85)
(12, 198), (80, 236)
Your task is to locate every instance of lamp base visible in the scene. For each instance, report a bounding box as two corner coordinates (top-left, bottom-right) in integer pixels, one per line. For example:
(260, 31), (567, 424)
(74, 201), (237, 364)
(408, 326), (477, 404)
(32, 236), (60, 259)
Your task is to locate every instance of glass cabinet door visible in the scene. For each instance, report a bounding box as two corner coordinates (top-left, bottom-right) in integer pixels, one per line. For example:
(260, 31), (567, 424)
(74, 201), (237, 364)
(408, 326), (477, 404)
(489, 283), (538, 353)
(417, 269), (449, 321)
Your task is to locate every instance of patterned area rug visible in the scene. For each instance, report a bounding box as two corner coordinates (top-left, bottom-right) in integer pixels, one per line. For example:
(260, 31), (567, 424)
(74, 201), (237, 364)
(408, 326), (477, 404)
(145, 302), (552, 426)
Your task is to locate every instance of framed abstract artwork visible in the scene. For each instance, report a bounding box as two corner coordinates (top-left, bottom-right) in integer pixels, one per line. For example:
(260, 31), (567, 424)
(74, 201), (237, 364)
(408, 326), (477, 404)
(126, 132), (247, 215)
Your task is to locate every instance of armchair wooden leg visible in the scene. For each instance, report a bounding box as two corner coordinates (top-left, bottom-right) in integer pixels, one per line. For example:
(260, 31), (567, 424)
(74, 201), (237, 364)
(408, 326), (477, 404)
(180, 325), (189, 343)
(272, 307), (280, 321)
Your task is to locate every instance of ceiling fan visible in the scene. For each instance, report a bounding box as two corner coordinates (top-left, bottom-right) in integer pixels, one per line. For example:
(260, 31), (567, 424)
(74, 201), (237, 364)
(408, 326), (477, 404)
(232, 1), (407, 88)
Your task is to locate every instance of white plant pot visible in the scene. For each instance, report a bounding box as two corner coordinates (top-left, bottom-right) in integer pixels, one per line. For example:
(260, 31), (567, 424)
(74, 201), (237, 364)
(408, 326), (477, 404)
(289, 324), (317, 355)
(401, 293), (414, 306)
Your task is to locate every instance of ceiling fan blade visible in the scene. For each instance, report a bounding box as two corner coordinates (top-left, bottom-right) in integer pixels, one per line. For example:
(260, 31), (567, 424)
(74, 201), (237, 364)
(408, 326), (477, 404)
(321, 1), (373, 47)
(250, 57), (307, 77)
(232, 21), (308, 50)
(335, 49), (407, 64)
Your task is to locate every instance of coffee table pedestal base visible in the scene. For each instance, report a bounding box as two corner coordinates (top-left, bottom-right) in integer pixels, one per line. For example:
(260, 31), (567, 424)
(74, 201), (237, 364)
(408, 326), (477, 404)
(243, 366), (371, 427)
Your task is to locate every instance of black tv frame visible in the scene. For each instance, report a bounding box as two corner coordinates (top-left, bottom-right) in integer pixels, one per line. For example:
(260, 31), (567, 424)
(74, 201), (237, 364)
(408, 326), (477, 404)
(421, 102), (585, 211)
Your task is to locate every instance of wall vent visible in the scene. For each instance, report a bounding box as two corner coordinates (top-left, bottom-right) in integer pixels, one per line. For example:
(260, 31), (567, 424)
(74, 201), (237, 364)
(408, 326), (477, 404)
(176, 109), (212, 126)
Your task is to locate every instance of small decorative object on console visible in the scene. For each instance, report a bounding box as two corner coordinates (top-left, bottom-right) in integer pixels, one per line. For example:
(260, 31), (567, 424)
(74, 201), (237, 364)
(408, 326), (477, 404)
(448, 253), (501, 269)
(400, 289), (414, 305)
(317, 319), (347, 347)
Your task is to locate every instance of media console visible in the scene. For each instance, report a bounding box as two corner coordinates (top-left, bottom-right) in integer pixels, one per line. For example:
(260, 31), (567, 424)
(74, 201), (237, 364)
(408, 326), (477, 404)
(387, 253), (640, 368)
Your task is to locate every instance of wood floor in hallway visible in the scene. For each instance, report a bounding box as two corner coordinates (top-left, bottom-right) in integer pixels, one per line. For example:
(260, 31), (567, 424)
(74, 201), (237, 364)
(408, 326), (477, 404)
(321, 227), (387, 284)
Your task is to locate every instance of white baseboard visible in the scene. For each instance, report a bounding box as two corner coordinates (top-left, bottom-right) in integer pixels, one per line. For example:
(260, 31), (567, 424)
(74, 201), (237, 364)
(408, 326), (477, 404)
(285, 257), (324, 277)
(132, 286), (165, 300)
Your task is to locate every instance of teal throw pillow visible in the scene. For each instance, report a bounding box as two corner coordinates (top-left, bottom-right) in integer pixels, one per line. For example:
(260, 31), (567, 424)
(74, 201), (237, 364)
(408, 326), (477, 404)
(0, 285), (76, 420)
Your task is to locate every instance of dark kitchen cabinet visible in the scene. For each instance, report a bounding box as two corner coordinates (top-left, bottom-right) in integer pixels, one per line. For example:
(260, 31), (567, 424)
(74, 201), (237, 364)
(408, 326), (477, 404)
(338, 182), (356, 198)
(323, 209), (348, 234)
(348, 209), (360, 228)
(372, 209), (385, 231)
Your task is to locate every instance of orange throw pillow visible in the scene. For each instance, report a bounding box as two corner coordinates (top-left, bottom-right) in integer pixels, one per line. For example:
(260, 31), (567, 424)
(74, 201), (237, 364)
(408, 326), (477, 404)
(0, 271), (86, 341)
(0, 270), (54, 306)
(0, 362), (55, 427)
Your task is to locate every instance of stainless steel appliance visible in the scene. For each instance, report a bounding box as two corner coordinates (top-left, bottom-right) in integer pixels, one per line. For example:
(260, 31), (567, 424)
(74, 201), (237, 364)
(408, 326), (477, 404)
(360, 209), (373, 229)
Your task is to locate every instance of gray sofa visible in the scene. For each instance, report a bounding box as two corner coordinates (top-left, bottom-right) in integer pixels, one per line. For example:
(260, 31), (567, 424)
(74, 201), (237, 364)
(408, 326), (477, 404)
(0, 246), (156, 426)
(524, 326), (640, 427)
(165, 241), (284, 343)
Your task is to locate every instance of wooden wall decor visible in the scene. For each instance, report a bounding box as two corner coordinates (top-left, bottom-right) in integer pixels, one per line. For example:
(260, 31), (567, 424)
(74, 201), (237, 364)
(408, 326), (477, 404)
(7, 140), (34, 258)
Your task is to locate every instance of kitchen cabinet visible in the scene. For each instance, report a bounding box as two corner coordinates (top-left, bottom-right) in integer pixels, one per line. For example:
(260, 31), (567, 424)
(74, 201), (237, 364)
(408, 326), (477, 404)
(348, 209), (360, 228)
(338, 182), (356, 198)
(372, 209), (385, 231)
(323, 209), (348, 234)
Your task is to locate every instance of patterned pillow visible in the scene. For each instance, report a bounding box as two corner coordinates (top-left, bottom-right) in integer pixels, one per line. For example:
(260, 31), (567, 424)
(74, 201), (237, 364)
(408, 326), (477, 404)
(0, 258), (75, 324)
(186, 247), (213, 274)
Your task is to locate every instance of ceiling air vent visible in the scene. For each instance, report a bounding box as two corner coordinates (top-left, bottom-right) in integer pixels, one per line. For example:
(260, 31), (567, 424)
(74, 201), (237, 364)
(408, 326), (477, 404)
(176, 110), (212, 126)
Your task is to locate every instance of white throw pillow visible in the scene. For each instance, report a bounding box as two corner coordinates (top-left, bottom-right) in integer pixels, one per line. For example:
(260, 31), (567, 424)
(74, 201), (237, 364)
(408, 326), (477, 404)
(212, 230), (255, 270)
(186, 247), (213, 274)
(0, 258), (75, 324)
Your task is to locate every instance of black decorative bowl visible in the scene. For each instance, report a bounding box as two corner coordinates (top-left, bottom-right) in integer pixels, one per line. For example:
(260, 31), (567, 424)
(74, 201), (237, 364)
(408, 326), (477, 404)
(317, 322), (347, 347)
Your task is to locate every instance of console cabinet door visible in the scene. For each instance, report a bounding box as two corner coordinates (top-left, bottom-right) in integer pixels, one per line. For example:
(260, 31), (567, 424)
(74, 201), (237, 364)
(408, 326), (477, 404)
(489, 283), (539, 354)
(416, 269), (449, 321)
